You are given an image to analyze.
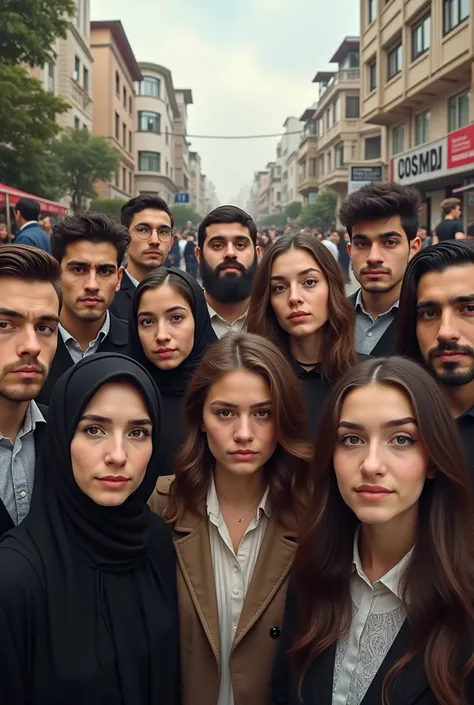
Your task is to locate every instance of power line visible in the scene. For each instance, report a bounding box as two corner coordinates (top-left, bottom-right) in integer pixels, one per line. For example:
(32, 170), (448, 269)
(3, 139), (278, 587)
(170, 130), (304, 140)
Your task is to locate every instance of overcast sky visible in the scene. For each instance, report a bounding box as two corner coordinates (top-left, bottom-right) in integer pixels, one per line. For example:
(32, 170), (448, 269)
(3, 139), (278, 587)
(91, 0), (360, 204)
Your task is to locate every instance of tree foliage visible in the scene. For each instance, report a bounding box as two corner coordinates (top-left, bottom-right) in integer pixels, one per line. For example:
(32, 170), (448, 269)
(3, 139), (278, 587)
(90, 199), (126, 220)
(171, 205), (203, 229)
(53, 129), (120, 213)
(285, 201), (303, 220)
(300, 190), (338, 231)
(258, 211), (287, 227)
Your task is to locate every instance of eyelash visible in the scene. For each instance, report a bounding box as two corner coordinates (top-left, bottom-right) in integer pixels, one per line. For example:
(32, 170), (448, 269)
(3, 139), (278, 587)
(215, 409), (271, 419)
(84, 425), (151, 439)
(271, 278), (318, 294)
(339, 433), (416, 447)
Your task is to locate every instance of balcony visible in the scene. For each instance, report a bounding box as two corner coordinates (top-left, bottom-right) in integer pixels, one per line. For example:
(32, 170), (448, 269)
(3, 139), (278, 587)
(298, 173), (319, 195)
(317, 69), (360, 108)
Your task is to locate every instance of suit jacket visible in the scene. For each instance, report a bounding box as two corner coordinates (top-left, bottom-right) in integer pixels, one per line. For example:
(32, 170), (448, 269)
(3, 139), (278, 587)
(149, 476), (298, 705)
(270, 586), (474, 705)
(37, 313), (128, 405)
(109, 271), (136, 322)
(0, 404), (48, 537)
(14, 223), (51, 253)
(349, 290), (398, 357)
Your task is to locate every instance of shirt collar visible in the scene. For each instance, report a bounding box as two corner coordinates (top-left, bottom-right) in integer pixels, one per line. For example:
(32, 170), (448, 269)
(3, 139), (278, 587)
(352, 529), (412, 600)
(206, 302), (248, 326)
(19, 221), (38, 233)
(59, 310), (110, 346)
(355, 289), (399, 316)
(125, 269), (139, 287)
(206, 475), (271, 526)
(0, 400), (45, 442)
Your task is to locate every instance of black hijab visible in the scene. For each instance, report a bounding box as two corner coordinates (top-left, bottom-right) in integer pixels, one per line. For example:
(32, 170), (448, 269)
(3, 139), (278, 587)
(0, 354), (177, 704)
(128, 267), (217, 396)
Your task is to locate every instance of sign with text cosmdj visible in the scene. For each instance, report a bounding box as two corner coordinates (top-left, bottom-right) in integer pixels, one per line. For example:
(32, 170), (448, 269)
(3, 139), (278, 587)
(391, 138), (447, 185)
(174, 192), (190, 204)
(348, 166), (383, 194)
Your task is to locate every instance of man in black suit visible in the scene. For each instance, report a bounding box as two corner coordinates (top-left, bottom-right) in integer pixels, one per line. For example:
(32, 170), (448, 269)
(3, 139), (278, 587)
(339, 182), (421, 356)
(0, 245), (61, 535)
(109, 195), (175, 321)
(13, 197), (51, 253)
(37, 213), (130, 405)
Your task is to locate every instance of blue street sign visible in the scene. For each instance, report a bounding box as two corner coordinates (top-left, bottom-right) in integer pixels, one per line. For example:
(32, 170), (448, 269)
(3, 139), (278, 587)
(175, 192), (190, 204)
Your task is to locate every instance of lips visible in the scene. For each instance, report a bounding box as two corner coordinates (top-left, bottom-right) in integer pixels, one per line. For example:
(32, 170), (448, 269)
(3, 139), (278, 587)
(356, 485), (393, 494)
(363, 270), (387, 276)
(155, 348), (176, 359)
(80, 297), (102, 304)
(288, 311), (309, 321)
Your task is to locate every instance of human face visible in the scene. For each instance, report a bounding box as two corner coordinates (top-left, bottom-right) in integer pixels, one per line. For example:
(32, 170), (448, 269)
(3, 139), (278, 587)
(348, 216), (421, 295)
(270, 249), (329, 341)
(0, 277), (59, 402)
(334, 384), (431, 529)
(71, 381), (153, 506)
(138, 284), (195, 370)
(196, 222), (260, 304)
(0, 225), (8, 242)
(417, 228), (427, 241)
(452, 205), (462, 219)
(202, 369), (277, 479)
(330, 231), (340, 245)
(60, 241), (122, 323)
(416, 264), (474, 387)
(128, 208), (173, 272)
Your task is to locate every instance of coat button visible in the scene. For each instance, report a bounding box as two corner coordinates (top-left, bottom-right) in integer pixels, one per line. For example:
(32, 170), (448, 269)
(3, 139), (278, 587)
(269, 626), (280, 639)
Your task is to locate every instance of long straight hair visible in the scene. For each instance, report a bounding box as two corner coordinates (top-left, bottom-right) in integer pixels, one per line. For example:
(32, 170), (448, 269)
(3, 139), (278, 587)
(246, 233), (357, 381)
(291, 356), (474, 704)
(164, 332), (312, 523)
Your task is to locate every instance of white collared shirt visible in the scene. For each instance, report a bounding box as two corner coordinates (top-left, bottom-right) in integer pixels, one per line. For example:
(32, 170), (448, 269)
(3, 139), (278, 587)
(207, 477), (270, 705)
(354, 289), (399, 355)
(207, 303), (248, 339)
(59, 311), (110, 364)
(332, 532), (412, 705)
(125, 269), (139, 287)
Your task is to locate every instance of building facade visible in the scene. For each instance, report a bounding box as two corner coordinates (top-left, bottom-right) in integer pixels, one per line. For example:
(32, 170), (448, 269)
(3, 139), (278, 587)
(361, 0), (474, 230)
(189, 151), (204, 213)
(280, 117), (303, 208)
(135, 63), (180, 206)
(173, 89), (194, 196)
(90, 21), (141, 201)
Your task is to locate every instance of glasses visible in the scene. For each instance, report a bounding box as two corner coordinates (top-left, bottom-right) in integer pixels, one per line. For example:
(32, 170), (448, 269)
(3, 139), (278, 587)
(133, 225), (173, 242)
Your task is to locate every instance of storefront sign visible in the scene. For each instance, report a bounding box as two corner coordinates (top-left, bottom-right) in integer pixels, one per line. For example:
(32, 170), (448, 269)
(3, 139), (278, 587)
(447, 124), (474, 170)
(348, 165), (383, 193)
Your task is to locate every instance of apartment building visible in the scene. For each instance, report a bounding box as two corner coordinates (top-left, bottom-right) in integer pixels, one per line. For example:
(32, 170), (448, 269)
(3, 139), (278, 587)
(200, 174), (207, 214)
(135, 63), (180, 206)
(189, 151), (204, 213)
(297, 106), (319, 205)
(90, 21), (141, 200)
(361, 0), (474, 230)
(280, 117), (304, 207)
(174, 89), (194, 195)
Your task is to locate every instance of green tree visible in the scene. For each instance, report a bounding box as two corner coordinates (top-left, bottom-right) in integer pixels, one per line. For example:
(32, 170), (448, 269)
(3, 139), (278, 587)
(53, 129), (120, 213)
(258, 212), (287, 227)
(300, 190), (338, 231)
(284, 201), (303, 220)
(90, 199), (126, 220)
(171, 205), (203, 230)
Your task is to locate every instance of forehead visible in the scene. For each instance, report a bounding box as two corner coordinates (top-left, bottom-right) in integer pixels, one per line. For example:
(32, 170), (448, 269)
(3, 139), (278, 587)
(206, 369), (270, 404)
(0, 277), (60, 315)
(204, 222), (252, 243)
(341, 383), (414, 423)
(138, 284), (192, 312)
(63, 239), (118, 265)
(130, 208), (171, 229)
(417, 264), (474, 302)
(84, 381), (149, 414)
(351, 215), (407, 240)
(271, 248), (321, 276)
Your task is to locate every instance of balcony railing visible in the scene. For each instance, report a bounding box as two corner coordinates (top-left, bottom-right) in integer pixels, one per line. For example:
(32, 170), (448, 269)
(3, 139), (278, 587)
(319, 69), (360, 101)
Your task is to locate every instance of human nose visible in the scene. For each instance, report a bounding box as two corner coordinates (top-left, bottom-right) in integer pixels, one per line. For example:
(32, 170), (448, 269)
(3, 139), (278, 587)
(288, 282), (303, 306)
(234, 415), (254, 443)
(437, 309), (460, 343)
(84, 269), (100, 291)
(359, 439), (386, 477)
(105, 433), (127, 467)
(17, 325), (42, 359)
(366, 244), (384, 264)
(224, 242), (238, 259)
(148, 228), (161, 245)
(155, 320), (171, 343)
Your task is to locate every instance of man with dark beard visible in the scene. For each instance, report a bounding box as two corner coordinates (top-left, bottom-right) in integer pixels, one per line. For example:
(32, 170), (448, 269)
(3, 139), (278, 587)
(196, 205), (260, 338)
(397, 240), (474, 476)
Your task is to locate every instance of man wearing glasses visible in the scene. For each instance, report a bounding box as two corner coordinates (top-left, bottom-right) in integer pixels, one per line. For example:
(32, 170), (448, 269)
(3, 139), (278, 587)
(110, 195), (175, 321)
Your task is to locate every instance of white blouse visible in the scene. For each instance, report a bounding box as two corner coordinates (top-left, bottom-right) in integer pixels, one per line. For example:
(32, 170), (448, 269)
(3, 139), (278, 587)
(206, 479), (270, 705)
(332, 534), (412, 705)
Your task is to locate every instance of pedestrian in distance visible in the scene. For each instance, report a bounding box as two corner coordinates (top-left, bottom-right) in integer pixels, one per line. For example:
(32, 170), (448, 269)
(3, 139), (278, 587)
(433, 197), (465, 243)
(13, 197), (51, 253)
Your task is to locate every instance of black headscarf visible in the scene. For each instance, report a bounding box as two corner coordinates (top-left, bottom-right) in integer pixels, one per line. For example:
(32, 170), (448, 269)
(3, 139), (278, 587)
(128, 267), (217, 396)
(0, 354), (178, 704)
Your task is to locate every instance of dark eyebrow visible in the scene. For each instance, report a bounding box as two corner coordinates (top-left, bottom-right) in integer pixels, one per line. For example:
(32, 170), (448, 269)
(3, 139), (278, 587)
(352, 231), (403, 240)
(66, 260), (117, 270)
(80, 414), (152, 426)
(270, 267), (321, 281)
(207, 234), (252, 243)
(338, 417), (417, 430)
(210, 400), (272, 409)
(0, 307), (60, 324)
(138, 306), (188, 317)
(417, 294), (474, 310)
(136, 222), (171, 230)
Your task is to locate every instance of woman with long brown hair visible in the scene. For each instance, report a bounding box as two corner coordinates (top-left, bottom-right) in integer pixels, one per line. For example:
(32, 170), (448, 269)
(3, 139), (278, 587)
(149, 332), (311, 705)
(247, 233), (359, 435)
(271, 356), (474, 705)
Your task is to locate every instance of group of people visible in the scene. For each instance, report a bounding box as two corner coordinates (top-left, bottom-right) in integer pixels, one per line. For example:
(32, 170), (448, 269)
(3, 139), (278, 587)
(0, 181), (473, 704)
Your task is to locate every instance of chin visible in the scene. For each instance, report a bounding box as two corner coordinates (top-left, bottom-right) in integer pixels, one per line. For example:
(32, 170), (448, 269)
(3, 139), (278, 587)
(225, 461), (262, 477)
(352, 506), (398, 525)
(153, 357), (182, 371)
(91, 492), (130, 507)
(2, 384), (42, 402)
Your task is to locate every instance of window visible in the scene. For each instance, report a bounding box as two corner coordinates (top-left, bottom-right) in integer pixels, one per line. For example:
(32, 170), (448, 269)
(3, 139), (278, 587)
(387, 42), (402, 80)
(129, 130), (132, 153)
(327, 151), (332, 172)
(368, 0), (376, 23)
(83, 66), (89, 93)
(129, 96), (132, 114)
(309, 158), (317, 177)
(74, 116), (80, 130)
(138, 111), (161, 133)
(325, 109), (331, 130)
(122, 168), (126, 190)
(138, 151), (161, 172)
(46, 62), (55, 92)
(448, 89), (470, 132)
(368, 60), (377, 92)
(74, 56), (80, 82)
(115, 112), (120, 140)
(365, 136), (381, 160)
(129, 172), (132, 194)
(123, 123), (126, 147)
(166, 160), (169, 176)
(414, 110), (430, 145)
(166, 126), (169, 145)
(335, 144), (345, 168)
(346, 96), (360, 118)
(412, 14), (430, 60)
(115, 71), (120, 95)
(123, 87), (127, 107)
(444, 0), (470, 35)
(392, 124), (405, 155)
(139, 76), (161, 98)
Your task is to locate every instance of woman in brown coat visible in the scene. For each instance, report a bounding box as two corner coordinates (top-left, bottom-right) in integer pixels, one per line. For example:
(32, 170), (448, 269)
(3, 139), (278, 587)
(150, 332), (311, 705)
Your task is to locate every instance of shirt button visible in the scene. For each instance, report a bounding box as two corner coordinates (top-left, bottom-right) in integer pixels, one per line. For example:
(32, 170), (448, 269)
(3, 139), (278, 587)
(233, 565), (239, 573)
(232, 588), (239, 596)
(367, 332), (373, 337)
(20, 491), (26, 498)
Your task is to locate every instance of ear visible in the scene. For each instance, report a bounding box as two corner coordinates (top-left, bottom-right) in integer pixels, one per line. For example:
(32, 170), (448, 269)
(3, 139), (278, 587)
(116, 266), (124, 292)
(409, 236), (422, 260)
(256, 245), (262, 261)
(347, 241), (352, 257)
(195, 246), (201, 263)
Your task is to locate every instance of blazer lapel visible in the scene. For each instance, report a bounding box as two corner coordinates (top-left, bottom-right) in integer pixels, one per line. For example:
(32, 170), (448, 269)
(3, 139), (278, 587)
(232, 513), (297, 649)
(304, 643), (337, 705)
(98, 314), (128, 352)
(174, 509), (221, 664)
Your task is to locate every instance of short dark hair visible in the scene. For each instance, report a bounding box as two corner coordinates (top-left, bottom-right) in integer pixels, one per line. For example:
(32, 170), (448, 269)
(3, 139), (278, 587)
(339, 182), (420, 241)
(441, 198), (461, 216)
(120, 195), (174, 229)
(197, 205), (257, 250)
(51, 213), (130, 266)
(15, 197), (40, 222)
(0, 244), (62, 304)
(397, 240), (474, 361)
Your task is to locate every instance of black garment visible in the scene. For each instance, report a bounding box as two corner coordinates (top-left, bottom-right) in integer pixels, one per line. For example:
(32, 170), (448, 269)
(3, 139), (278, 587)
(270, 585), (474, 705)
(435, 218), (464, 242)
(349, 290), (398, 356)
(129, 267), (216, 475)
(109, 270), (136, 321)
(37, 313), (128, 405)
(0, 354), (179, 705)
(337, 238), (351, 283)
(458, 405), (474, 479)
(184, 240), (198, 278)
(165, 238), (181, 268)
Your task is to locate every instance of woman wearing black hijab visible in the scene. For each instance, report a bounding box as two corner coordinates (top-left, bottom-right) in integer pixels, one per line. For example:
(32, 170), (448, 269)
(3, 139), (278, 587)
(128, 266), (217, 477)
(0, 353), (179, 705)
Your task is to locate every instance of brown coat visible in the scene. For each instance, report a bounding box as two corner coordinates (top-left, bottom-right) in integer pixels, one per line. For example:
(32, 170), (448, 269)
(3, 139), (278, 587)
(149, 476), (298, 705)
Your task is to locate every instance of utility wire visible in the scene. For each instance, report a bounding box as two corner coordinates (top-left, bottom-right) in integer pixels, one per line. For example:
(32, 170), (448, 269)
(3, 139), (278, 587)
(170, 130), (304, 140)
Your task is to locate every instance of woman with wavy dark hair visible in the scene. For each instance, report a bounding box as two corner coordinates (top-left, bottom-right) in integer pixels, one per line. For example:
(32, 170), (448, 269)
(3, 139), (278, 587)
(247, 232), (359, 434)
(271, 356), (474, 705)
(149, 332), (311, 705)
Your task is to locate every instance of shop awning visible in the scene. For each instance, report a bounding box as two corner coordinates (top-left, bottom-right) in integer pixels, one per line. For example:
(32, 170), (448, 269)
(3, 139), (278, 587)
(0, 183), (68, 216)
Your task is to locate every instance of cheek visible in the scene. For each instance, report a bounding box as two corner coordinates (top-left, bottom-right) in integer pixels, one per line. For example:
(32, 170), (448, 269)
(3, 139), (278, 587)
(205, 423), (229, 457)
(129, 443), (153, 479)
(333, 451), (358, 493)
(70, 439), (93, 483)
(138, 327), (154, 352)
(176, 322), (195, 352)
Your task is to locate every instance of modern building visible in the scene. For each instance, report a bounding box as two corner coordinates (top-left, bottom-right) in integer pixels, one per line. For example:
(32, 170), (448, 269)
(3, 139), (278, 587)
(174, 89), (194, 196)
(361, 0), (474, 230)
(90, 20), (142, 200)
(135, 62), (180, 206)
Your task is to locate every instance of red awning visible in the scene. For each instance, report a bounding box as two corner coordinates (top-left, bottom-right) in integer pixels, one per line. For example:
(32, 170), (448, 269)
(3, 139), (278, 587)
(0, 183), (68, 216)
